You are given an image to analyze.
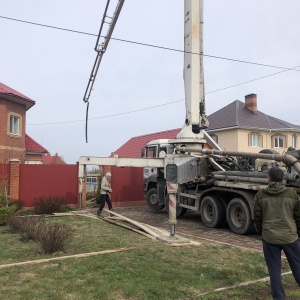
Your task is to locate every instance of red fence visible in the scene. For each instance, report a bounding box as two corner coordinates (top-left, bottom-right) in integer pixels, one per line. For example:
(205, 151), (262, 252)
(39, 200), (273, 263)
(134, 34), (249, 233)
(110, 166), (146, 207)
(19, 164), (79, 207)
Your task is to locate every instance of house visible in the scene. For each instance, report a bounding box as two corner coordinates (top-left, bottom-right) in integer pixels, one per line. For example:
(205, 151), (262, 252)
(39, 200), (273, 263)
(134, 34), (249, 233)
(43, 153), (66, 165)
(105, 93), (300, 207)
(26, 134), (49, 164)
(0, 82), (49, 163)
(206, 94), (300, 153)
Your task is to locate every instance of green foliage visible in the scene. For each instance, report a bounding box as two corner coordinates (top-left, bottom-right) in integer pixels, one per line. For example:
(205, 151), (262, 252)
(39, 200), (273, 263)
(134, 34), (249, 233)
(0, 181), (9, 207)
(8, 199), (24, 210)
(33, 197), (67, 214)
(95, 173), (103, 204)
(0, 205), (17, 225)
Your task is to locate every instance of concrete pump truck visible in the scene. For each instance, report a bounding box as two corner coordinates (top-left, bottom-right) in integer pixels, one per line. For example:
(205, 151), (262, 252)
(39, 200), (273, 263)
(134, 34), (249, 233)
(79, 0), (300, 235)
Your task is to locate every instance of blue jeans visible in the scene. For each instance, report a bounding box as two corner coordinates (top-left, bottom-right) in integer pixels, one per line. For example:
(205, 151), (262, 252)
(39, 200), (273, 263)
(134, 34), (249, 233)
(262, 239), (300, 300)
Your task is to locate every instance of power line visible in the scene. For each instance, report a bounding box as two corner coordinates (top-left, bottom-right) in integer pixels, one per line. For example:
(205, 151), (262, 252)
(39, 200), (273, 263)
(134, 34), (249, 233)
(27, 64), (300, 126)
(27, 99), (184, 125)
(207, 65), (300, 95)
(1, 15), (300, 72)
(2, 15), (300, 126)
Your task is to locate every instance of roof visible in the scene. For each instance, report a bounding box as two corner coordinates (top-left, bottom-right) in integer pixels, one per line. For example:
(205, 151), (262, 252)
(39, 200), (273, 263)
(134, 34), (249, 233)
(25, 134), (49, 154)
(112, 129), (181, 158)
(207, 100), (300, 131)
(111, 128), (216, 158)
(0, 82), (35, 110)
(43, 154), (66, 165)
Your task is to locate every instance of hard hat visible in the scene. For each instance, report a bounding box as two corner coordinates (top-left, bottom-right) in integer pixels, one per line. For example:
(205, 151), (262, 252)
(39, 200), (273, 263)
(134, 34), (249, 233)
(105, 172), (112, 177)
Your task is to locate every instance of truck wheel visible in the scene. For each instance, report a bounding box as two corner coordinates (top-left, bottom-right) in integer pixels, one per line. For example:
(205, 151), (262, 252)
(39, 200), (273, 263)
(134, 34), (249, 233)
(146, 188), (165, 211)
(200, 195), (226, 228)
(165, 197), (187, 217)
(227, 198), (254, 235)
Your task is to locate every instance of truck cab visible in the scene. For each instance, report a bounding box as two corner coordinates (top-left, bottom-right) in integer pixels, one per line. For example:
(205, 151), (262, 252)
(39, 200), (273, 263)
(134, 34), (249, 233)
(141, 139), (174, 211)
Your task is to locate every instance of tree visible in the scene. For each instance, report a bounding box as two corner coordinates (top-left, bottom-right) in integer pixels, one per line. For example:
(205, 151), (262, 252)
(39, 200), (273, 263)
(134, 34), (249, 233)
(95, 172), (103, 204)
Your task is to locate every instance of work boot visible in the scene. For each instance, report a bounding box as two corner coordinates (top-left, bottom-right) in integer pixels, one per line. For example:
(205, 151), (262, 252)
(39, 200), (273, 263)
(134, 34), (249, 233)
(97, 209), (102, 217)
(109, 208), (114, 217)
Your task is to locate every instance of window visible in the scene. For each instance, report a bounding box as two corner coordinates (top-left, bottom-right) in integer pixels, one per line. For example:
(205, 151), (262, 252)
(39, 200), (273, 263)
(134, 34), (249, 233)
(209, 134), (218, 144)
(146, 146), (157, 158)
(249, 132), (261, 147)
(9, 115), (20, 135)
(292, 135), (297, 149)
(86, 177), (97, 183)
(274, 135), (284, 148)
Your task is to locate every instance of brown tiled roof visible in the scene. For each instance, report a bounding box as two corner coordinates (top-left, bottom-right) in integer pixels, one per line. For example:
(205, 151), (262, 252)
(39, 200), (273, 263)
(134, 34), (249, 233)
(0, 82), (35, 110)
(25, 134), (49, 154)
(207, 100), (300, 131)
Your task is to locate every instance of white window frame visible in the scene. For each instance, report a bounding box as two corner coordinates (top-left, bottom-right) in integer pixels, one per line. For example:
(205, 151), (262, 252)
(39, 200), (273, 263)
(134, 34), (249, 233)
(250, 133), (260, 147)
(292, 135), (297, 149)
(9, 115), (20, 136)
(274, 135), (284, 148)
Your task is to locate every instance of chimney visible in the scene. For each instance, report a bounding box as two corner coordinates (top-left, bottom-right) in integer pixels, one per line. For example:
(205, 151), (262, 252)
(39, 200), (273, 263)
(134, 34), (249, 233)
(245, 93), (257, 114)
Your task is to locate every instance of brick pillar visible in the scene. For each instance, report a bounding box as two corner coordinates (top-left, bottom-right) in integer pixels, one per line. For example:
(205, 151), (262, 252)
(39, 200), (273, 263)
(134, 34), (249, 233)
(103, 166), (112, 175)
(9, 159), (20, 200)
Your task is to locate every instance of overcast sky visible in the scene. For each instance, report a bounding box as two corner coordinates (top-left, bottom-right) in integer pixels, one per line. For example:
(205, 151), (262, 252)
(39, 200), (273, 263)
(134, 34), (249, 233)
(1, 0), (300, 164)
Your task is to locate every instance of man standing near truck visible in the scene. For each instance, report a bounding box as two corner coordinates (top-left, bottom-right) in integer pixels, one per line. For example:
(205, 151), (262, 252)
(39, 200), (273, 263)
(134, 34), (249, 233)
(254, 167), (300, 300)
(97, 172), (113, 216)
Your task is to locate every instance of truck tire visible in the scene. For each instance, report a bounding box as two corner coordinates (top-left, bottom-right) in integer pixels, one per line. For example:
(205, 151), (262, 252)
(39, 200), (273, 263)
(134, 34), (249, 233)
(227, 198), (254, 235)
(200, 195), (226, 228)
(146, 188), (165, 211)
(165, 197), (187, 217)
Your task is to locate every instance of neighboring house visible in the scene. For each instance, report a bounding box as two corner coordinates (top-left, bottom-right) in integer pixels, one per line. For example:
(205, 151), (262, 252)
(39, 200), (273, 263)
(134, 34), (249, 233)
(206, 94), (300, 153)
(0, 82), (49, 163)
(43, 153), (66, 165)
(86, 173), (101, 192)
(26, 134), (49, 164)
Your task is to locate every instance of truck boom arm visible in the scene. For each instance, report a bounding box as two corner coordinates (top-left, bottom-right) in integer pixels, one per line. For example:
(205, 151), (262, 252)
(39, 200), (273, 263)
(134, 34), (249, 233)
(176, 0), (209, 143)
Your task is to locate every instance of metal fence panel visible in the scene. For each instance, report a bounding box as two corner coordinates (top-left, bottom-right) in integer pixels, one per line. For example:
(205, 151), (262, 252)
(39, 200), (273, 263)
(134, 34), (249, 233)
(19, 164), (78, 207)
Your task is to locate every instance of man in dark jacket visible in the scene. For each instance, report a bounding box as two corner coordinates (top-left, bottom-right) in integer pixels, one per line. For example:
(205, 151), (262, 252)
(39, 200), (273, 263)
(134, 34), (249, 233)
(254, 167), (300, 300)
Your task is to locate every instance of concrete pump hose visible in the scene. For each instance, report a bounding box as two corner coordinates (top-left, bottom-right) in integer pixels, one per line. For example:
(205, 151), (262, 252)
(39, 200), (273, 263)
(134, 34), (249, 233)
(281, 154), (300, 175)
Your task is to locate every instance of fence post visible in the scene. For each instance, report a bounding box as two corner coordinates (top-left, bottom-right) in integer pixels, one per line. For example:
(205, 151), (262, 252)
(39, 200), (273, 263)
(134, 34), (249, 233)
(81, 164), (87, 209)
(9, 159), (20, 200)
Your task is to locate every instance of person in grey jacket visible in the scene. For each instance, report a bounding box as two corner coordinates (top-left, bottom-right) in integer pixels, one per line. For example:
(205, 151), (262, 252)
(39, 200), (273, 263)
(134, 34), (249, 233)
(97, 172), (113, 216)
(254, 167), (300, 300)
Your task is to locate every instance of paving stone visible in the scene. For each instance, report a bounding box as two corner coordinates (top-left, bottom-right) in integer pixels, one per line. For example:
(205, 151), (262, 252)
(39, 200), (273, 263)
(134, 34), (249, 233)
(87, 206), (263, 252)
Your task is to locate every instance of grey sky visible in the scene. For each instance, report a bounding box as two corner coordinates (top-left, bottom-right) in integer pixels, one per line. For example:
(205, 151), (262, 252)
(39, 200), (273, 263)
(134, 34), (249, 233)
(1, 0), (299, 163)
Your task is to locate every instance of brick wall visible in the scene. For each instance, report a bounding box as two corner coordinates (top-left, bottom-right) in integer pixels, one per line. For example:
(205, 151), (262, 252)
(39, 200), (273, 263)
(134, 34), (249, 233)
(9, 160), (20, 200)
(0, 98), (26, 163)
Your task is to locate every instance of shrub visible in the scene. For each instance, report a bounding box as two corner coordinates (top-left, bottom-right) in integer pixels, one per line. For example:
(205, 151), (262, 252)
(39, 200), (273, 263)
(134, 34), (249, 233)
(6, 215), (45, 240)
(0, 205), (17, 225)
(5, 214), (23, 233)
(34, 197), (67, 215)
(9, 199), (24, 211)
(35, 223), (74, 254)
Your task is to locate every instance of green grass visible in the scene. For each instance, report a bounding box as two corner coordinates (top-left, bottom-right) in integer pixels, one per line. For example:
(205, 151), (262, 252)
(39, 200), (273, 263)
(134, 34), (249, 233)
(0, 215), (298, 299)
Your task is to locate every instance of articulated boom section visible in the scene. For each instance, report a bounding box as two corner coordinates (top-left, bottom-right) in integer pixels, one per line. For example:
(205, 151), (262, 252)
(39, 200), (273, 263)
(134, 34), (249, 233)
(175, 0), (209, 144)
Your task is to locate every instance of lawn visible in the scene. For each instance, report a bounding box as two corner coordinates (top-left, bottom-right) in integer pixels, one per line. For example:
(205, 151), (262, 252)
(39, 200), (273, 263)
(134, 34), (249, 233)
(0, 215), (298, 299)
